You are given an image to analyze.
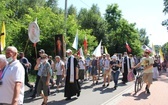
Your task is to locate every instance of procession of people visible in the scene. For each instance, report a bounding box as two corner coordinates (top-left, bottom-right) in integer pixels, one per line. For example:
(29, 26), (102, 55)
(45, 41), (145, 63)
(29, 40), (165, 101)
(0, 45), (167, 105)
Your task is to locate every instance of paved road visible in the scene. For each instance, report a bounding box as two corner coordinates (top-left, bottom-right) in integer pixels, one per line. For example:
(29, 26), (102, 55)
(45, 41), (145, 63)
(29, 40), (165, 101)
(109, 70), (168, 105)
(24, 74), (134, 105)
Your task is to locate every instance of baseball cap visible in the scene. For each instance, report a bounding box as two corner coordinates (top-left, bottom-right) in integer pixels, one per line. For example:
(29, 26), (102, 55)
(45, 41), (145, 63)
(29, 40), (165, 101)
(144, 50), (151, 54)
(112, 55), (117, 60)
(39, 49), (45, 53)
(66, 49), (72, 53)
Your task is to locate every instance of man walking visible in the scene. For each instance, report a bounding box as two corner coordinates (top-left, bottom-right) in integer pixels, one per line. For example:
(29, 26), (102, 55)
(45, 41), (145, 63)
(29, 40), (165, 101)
(19, 52), (33, 91)
(64, 49), (81, 100)
(121, 52), (131, 84)
(31, 49), (45, 98)
(0, 46), (25, 105)
(132, 50), (154, 94)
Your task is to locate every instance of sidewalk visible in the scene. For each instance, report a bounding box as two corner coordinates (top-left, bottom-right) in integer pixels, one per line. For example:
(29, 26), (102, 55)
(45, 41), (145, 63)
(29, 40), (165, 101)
(106, 71), (168, 105)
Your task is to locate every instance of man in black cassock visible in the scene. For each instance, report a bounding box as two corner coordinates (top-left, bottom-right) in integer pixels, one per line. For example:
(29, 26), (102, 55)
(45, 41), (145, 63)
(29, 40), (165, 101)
(121, 52), (131, 84)
(64, 49), (81, 100)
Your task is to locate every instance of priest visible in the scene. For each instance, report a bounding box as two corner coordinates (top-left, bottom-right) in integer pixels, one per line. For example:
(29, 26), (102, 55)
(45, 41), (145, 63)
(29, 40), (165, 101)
(121, 52), (131, 84)
(64, 49), (81, 100)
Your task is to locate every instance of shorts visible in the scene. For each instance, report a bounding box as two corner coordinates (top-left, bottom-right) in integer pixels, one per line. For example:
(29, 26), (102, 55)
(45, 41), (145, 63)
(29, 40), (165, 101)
(143, 73), (153, 84)
(56, 75), (62, 85)
(104, 69), (111, 75)
(79, 69), (84, 80)
(37, 76), (49, 96)
(91, 66), (97, 76)
(100, 66), (104, 74)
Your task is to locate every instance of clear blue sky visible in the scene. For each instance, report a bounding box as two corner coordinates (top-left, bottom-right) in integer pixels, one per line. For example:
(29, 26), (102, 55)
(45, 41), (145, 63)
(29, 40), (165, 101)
(58, 0), (168, 46)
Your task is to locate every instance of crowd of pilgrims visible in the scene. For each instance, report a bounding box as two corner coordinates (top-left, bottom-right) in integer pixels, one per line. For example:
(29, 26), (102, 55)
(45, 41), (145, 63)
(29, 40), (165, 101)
(21, 49), (165, 104)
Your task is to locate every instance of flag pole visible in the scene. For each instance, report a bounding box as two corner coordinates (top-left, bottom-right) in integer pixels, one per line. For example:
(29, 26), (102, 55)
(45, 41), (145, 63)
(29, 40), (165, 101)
(34, 43), (37, 59)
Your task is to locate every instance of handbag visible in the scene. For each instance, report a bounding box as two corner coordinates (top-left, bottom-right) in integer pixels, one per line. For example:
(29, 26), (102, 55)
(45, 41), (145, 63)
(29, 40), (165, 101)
(127, 70), (135, 81)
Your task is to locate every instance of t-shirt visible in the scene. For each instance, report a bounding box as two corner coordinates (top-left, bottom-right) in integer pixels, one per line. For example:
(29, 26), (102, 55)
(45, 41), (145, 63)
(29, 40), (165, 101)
(0, 60), (25, 104)
(78, 59), (85, 70)
(20, 57), (30, 72)
(40, 62), (51, 77)
(130, 57), (135, 67)
(85, 57), (90, 66)
(110, 60), (120, 71)
(104, 59), (110, 70)
(140, 57), (154, 73)
(55, 60), (64, 75)
(99, 58), (105, 67)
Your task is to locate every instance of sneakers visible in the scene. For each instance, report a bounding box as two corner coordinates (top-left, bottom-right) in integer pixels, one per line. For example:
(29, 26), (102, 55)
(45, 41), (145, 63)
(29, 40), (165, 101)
(30, 94), (36, 99)
(96, 81), (98, 85)
(145, 85), (148, 91)
(55, 89), (59, 93)
(113, 86), (117, 90)
(102, 84), (105, 87)
(146, 88), (150, 94)
(145, 85), (150, 94)
(77, 91), (80, 97)
(106, 84), (109, 87)
(65, 97), (71, 100)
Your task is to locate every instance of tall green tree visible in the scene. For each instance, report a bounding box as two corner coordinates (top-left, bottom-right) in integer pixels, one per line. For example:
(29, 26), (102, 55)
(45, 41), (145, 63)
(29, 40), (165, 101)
(78, 4), (107, 44)
(68, 5), (77, 16)
(138, 28), (149, 45)
(105, 4), (142, 55)
(162, 0), (168, 26)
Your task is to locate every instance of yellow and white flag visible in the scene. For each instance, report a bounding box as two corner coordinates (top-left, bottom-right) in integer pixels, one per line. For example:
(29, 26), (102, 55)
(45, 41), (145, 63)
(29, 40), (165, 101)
(105, 47), (108, 54)
(1, 21), (6, 51)
(159, 48), (164, 63)
(152, 43), (156, 56)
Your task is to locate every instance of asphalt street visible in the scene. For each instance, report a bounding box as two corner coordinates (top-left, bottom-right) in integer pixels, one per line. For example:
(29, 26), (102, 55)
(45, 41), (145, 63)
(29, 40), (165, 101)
(24, 74), (134, 105)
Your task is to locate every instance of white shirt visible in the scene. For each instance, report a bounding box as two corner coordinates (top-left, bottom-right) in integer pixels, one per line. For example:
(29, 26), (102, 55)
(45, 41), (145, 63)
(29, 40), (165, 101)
(78, 60), (85, 70)
(55, 60), (64, 75)
(130, 57), (135, 67)
(0, 60), (25, 104)
(104, 59), (110, 70)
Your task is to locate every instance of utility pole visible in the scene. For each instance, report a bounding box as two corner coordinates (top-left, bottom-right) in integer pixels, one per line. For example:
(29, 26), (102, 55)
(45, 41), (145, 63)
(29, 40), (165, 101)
(64, 0), (68, 59)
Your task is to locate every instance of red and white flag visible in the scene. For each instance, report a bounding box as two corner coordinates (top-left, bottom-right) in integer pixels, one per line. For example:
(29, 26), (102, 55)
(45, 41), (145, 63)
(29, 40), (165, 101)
(126, 42), (132, 53)
(83, 35), (88, 54)
(142, 45), (152, 53)
(77, 47), (85, 60)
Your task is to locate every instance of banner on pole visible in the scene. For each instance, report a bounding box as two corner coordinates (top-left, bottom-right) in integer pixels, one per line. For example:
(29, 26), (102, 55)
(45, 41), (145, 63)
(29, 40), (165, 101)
(55, 34), (64, 58)
(28, 21), (40, 43)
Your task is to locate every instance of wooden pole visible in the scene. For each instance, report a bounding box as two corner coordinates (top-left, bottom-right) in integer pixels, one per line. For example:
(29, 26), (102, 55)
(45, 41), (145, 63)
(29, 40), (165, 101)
(34, 43), (37, 59)
(24, 38), (29, 54)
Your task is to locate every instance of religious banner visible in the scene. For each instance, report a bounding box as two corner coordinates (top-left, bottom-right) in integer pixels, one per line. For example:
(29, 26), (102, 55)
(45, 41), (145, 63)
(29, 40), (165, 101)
(55, 34), (64, 58)
(28, 20), (40, 44)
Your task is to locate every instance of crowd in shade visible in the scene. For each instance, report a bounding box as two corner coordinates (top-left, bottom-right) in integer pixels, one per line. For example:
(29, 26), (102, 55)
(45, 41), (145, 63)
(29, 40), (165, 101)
(0, 46), (167, 105)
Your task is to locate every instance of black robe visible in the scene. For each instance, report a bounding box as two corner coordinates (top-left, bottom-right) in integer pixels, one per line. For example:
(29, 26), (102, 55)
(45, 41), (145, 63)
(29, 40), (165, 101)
(122, 57), (131, 83)
(64, 56), (81, 98)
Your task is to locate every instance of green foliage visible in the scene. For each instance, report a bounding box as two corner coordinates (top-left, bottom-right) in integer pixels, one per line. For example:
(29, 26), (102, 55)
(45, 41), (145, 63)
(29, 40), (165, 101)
(105, 4), (142, 55)
(77, 4), (107, 45)
(162, 42), (168, 53)
(0, 0), (151, 62)
(138, 28), (149, 45)
(68, 5), (77, 16)
(162, 0), (168, 26)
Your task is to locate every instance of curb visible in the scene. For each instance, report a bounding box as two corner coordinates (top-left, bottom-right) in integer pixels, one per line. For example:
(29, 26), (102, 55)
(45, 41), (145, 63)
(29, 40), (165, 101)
(101, 83), (134, 105)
